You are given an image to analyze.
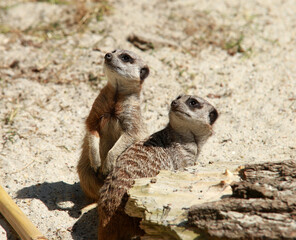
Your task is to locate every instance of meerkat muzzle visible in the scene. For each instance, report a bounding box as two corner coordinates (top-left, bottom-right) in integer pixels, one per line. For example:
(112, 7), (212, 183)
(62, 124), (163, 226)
(171, 100), (179, 108)
(105, 53), (112, 62)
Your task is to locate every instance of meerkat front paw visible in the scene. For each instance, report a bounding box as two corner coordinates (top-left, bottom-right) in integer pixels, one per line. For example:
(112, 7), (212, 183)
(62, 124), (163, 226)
(88, 132), (101, 171)
(89, 150), (101, 170)
(102, 150), (117, 176)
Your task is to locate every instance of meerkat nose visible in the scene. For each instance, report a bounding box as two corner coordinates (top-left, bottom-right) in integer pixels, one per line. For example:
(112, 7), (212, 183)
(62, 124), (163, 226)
(171, 100), (178, 108)
(209, 108), (218, 125)
(105, 53), (112, 62)
(171, 100), (180, 111)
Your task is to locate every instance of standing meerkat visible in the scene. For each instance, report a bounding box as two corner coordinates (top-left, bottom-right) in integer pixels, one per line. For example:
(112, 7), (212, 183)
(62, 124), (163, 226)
(98, 94), (219, 240)
(77, 49), (149, 200)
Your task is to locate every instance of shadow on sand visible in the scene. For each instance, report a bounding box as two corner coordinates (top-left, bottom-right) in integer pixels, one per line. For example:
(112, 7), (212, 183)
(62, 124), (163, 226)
(14, 181), (98, 240)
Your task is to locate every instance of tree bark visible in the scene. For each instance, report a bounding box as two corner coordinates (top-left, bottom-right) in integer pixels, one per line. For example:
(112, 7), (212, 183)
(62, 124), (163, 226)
(188, 160), (296, 240)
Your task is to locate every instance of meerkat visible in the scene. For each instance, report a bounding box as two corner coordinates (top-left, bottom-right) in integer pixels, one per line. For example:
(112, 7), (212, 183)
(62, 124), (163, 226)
(77, 49), (150, 200)
(97, 94), (219, 240)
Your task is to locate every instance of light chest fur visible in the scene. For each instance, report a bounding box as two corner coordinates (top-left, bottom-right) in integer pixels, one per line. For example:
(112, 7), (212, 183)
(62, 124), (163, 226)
(99, 116), (122, 161)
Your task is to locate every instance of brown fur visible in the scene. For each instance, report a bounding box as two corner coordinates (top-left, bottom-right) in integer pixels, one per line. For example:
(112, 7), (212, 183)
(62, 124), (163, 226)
(98, 206), (144, 240)
(86, 83), (122, 134)
(98, 95), (219, 239)
(77, 135), (104, 200)
(85, 83), (127, 163)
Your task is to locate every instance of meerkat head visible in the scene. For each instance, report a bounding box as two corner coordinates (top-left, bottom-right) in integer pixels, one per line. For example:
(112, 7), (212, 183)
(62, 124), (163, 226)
(103, 49), (149, 89)
(169, 95), (218, 139)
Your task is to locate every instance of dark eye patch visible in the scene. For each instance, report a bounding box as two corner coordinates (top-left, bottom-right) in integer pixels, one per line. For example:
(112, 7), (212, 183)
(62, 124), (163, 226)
(187, 98), (202, 109)
(120, 53), (134, 63)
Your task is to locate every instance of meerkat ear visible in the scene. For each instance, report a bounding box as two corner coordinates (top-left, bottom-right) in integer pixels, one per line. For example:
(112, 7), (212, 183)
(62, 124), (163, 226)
(140, 66), (149, 82)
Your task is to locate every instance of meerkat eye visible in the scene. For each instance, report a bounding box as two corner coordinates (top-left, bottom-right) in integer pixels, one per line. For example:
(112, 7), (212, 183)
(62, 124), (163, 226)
(189, 99), (202, 109)
(120, 54), (133, 63)
(190, 99), (198, 106)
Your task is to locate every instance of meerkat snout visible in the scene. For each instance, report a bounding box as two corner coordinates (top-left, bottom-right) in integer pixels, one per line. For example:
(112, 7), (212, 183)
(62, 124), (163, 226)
(171, 99), (178, 107)
(170, 95), (184, 108)
(104, 53), (112, 62)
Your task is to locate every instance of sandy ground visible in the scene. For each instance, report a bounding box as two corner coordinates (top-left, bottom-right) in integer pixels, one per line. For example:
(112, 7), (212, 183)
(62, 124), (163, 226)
(0, 0), (295, 239)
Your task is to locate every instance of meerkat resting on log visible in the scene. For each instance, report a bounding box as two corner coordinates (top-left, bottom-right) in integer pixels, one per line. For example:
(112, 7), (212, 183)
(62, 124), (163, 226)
(98, 94), (219, 240)
(77, 49), (149, 200)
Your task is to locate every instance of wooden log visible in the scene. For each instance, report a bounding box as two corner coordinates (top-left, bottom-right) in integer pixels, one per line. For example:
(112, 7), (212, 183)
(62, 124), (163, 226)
(0, 185), (48, 240)
(126, 166), (239, 239)
(188, 160), (296, 240)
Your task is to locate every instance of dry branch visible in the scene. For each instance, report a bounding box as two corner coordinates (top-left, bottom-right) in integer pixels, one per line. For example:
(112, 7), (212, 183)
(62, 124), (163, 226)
(0, 185), (48, 240)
